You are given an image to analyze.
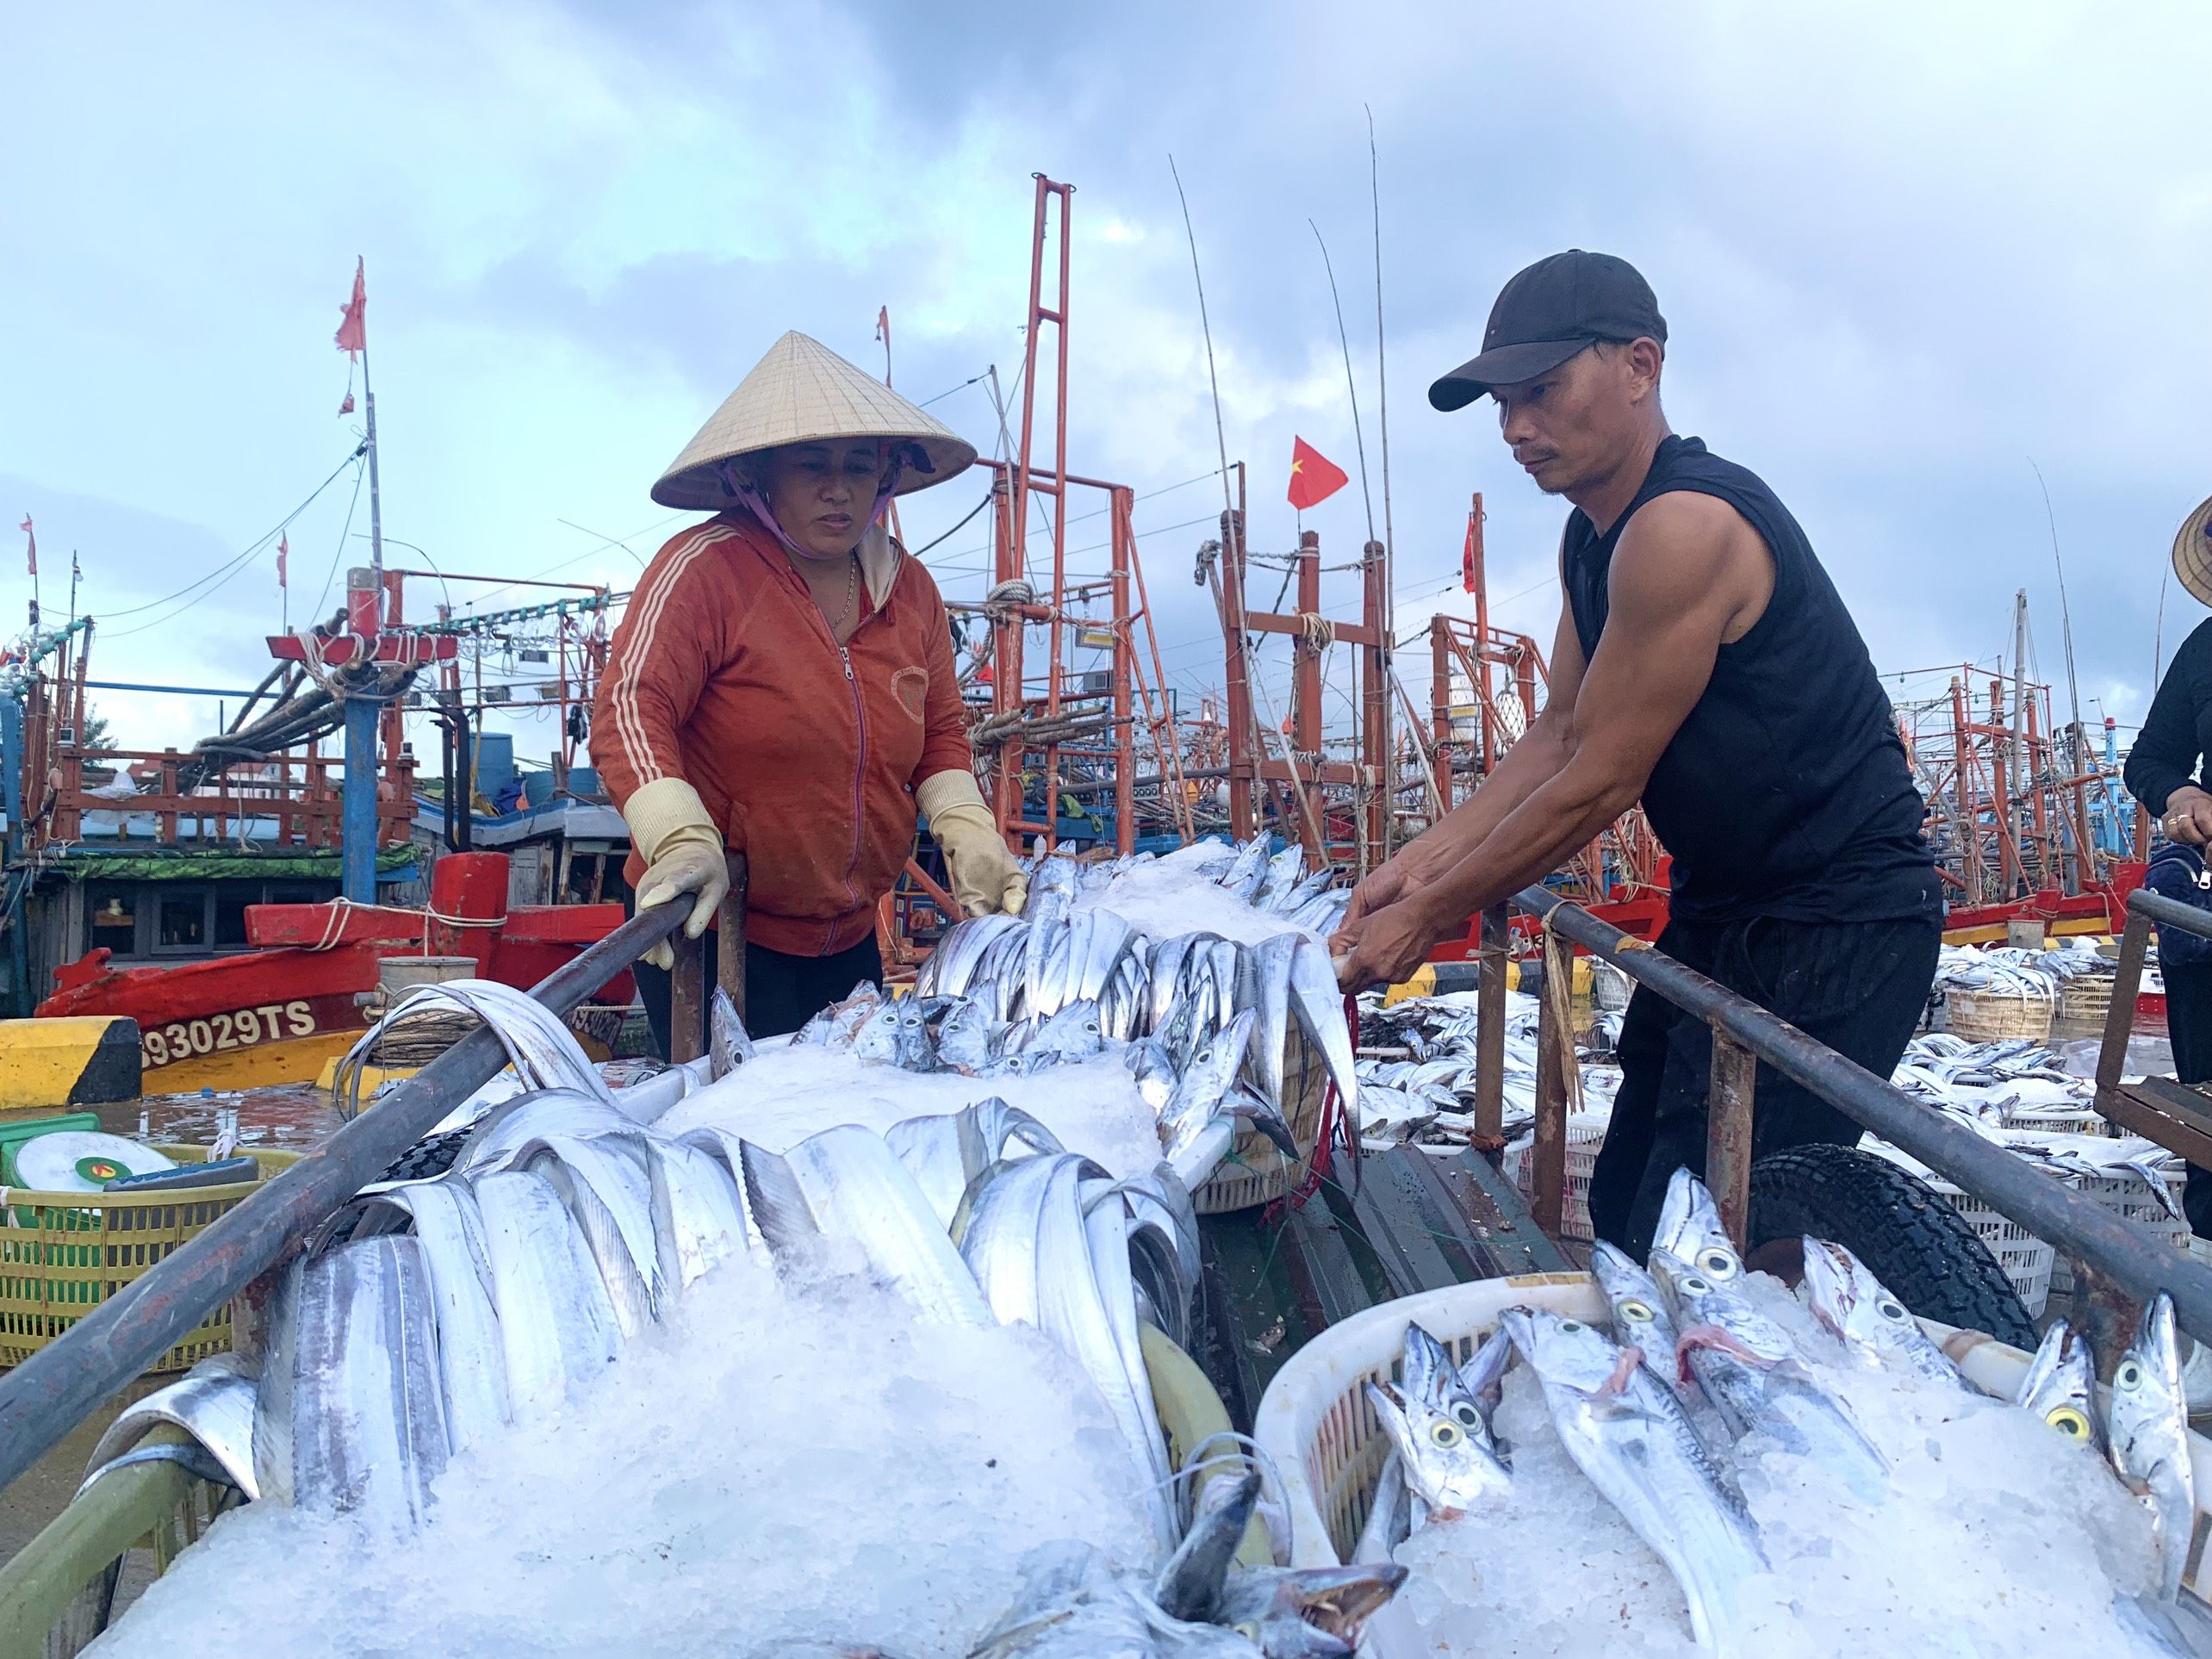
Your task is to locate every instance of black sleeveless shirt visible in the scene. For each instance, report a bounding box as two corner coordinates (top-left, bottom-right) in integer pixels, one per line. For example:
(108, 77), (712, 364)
(1563, 435), (1936, 925)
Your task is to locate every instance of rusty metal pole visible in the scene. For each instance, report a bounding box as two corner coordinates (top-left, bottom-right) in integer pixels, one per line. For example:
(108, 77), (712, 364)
(1430, 618), (1454, 812)
(1531, 926), (1575, 1236)
(1473, 904), (1509, 1140)
(1707, 1032), (1756, 1248)
(2095, 909), (2153, 1117)
(1109, 488), (1136, 854)
(670, 929), (707, 1064)
(715, 854), (749, 1021)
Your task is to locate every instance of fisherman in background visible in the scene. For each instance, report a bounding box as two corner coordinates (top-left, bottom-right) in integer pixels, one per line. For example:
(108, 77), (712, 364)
(1333, 251), (1941, 1258)
(593, 332), (1028, 1051)
(2125, 493), (2212, 1240)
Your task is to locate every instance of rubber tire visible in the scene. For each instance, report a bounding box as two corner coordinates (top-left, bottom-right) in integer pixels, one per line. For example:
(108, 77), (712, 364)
(377, 1125), (471, 1184)
(1746, 1143), (2038, 1350)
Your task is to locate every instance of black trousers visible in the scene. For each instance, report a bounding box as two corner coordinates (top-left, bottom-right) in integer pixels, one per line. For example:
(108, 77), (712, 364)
(1586, 911), (1942, 1259)
(2163, 960), (2212, 1239)
(633, 935), (884, 1059)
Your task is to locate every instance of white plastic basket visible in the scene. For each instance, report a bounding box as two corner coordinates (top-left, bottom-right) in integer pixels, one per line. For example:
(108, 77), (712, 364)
(2004, 1105), (2112, 1137)
(1501, 1113), (1608, 1243)
(1252, 1272), (2212, 1656)
(1920, 1172), (2060, 1318)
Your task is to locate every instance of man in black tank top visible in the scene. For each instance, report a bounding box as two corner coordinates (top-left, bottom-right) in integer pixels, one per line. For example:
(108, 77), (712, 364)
(1333, 251), (1940, 1257)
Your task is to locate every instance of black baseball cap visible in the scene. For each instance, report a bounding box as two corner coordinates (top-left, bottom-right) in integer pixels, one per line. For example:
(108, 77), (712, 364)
(1428, 251), (1667, 411)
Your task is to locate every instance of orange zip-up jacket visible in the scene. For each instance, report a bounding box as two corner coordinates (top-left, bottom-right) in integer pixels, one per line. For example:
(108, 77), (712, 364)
(593, 509), (972, 955)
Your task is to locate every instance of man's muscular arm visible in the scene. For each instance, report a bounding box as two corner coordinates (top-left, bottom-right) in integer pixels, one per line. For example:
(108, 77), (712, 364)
(1344, 556), (1590, 926)
(1333, 493), (1769, 987)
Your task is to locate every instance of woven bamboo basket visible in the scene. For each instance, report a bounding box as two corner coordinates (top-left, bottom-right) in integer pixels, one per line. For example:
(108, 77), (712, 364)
(1944, 985), (2054, 1044)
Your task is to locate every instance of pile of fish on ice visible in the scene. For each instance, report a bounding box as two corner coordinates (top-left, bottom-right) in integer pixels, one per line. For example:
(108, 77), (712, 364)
(1351, 987), (1624, 1153)
(1934, 938), (2117, 1002)
(1883, 1030), (2188, 1230)
(1358, 1167), (2207, 1658)
(82, 836), (1398, 1659)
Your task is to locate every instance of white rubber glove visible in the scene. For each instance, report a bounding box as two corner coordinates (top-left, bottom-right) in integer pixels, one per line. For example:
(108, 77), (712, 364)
(918, 770), (1028, 918)
(623, 778), (730, 970)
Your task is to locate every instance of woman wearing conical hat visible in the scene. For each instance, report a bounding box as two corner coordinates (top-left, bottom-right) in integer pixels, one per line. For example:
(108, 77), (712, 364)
(2128, 493), (2212, 1277)
(593, 332), (1026, 1047)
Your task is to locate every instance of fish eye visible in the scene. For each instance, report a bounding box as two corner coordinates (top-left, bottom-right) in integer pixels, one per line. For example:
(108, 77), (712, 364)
(1452, 1403), (1482, 1428)
(1619, 1300), (1655, 1324)
(1876, 1298), (1908, 1322)
(1558, 1319), (1582, 1333)
(1682, 1276), (1712, 1295)
(1429, 1420), (1463, 1450)
(1696, 1248), (1739, 1280)
(2046, 1407), (2091, 1440)
(2117, 1361), (2143, 1391)
(1234, 1622), (1261, 1642)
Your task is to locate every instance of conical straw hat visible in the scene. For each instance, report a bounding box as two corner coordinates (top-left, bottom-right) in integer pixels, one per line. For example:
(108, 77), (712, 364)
(652, 331), (978, 510)
(2177, 494), (2212, 607)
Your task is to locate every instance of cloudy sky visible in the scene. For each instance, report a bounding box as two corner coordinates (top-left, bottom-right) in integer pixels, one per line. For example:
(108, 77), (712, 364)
(4, 0), (2208, 770)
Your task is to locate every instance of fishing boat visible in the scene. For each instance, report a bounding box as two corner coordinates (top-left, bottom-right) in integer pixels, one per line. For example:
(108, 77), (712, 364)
(34, 850), (629, 1089)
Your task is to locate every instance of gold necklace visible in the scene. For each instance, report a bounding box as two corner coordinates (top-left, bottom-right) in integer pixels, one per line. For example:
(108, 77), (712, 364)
(835, 555), (857, 630)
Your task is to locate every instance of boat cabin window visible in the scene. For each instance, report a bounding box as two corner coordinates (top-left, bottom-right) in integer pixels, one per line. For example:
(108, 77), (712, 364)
(82, 877), (341, 960)
(86, 885), (136, 957)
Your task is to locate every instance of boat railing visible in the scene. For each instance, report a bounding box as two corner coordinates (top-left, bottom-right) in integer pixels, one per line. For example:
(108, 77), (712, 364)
(0, 856), (744, 1500)
(30, 745), (415, 854)
(1479, 886), (2212, 1342)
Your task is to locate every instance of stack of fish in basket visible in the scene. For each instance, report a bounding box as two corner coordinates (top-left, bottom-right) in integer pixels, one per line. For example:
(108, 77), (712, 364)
(78, 836), (1410, 1659)
(1282, 1169), (2208, 1658)
(1935, 941), (2116, 1044)
(1881, 1029), (2192, 1316)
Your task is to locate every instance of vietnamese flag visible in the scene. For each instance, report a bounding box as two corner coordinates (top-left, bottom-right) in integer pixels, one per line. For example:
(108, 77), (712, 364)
(334, 258), (367, 358)
(1287, 437), (1348, 512)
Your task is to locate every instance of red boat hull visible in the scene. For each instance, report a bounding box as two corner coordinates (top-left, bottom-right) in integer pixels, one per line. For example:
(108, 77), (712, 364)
(35, 854), (631, 1090)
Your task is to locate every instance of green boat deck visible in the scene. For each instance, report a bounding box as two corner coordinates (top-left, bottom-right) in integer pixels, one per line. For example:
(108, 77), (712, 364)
(1194, 1146), (1571, 1430)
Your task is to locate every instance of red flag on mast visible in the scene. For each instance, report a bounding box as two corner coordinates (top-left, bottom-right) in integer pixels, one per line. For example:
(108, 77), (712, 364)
(1462, 497), (1482, 594)
(276, 532), (289, 589)
(1286, 437), (1349, 511)
(334, 258), (367, 358)
(18, 516), (34, 578)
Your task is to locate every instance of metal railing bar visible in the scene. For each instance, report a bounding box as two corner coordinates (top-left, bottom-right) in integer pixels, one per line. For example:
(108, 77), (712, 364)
(1510, 885), (2212, 1341)
(0, 900), (689, 1499)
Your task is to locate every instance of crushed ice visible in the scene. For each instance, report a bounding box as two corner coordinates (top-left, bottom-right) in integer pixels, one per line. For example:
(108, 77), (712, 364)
(92, 1243), (1154, 1658)
(1388, 1273), (2169, 1659)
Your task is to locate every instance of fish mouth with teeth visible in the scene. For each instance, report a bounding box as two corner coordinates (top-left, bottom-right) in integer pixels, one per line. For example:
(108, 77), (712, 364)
(1216, 1563), (1411, 1656)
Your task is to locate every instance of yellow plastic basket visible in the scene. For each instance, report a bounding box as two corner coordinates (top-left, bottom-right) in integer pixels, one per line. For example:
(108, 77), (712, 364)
(0, 1146), (300, 1372)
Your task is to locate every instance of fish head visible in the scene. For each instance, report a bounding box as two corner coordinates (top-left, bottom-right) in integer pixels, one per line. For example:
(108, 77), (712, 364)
(1587, 1243), (1675, 1351)
(1399, 1321), (1451, 1409)
(1500, 1306), (1633, 1398)
(1652, 1168), (1741, 1282)
(2110, 1293), (2187, 1476)
(1799, 1237), (1918, 1358)
(1456, 1327), (1513, 1411)
(1153, 1471), (1260, 1623)
(1166, 1010), (1258, 1119)
(1039, 999), (1106, 1057)
(2016, 1319), (2103, 1449)
(850, 1002), (901, 1060)
(1212, 1563), (1408, 1659)
(1363, 1380), (1507, 1516)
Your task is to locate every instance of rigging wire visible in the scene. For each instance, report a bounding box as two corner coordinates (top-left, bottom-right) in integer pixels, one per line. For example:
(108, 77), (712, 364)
(2028, 457), (2086, 761)
(95, 448), (364, 624)
(312, 460), (371, 623)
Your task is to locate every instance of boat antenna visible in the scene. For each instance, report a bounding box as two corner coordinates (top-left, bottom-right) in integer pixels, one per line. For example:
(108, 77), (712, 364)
(1367, 103), (1397, 853)
(2029, 457), (2085, 765)
(1308, 220), (1376, 548)
(1168, 155), (1236, 522)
